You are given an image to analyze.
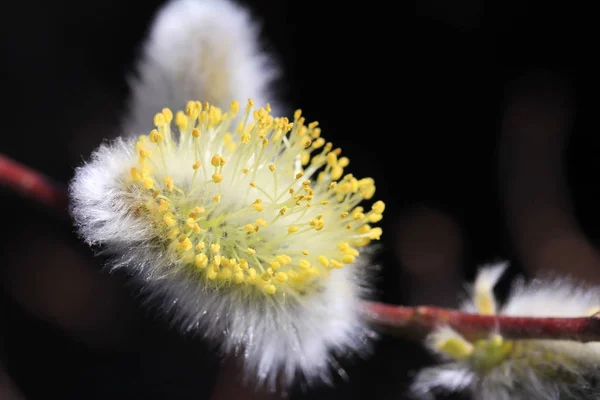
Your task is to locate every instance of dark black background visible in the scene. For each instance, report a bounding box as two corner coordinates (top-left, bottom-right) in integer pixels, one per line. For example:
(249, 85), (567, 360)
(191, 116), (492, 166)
(1, 1), (599, 399)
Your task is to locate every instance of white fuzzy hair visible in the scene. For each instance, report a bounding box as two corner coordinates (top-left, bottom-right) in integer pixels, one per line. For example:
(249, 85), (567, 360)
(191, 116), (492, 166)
(122, 0), (280, 136)
(69, 137), (375, 389)
(412, 263), (600, 400)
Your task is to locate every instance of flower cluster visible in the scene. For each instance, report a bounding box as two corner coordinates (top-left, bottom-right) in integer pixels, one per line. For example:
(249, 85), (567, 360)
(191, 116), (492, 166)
(413, 263), (600, 400)
(70, 99), (383, 387)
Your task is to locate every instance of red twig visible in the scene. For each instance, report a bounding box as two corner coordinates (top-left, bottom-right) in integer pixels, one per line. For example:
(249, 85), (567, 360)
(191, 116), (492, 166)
(0, 154), (69, 212)
(3, 152), (600, 345)
(362, 301), (600, 342)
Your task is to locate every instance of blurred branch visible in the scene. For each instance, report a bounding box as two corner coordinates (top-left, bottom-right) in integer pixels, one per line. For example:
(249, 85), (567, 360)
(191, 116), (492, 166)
(0, 154), (69, 215)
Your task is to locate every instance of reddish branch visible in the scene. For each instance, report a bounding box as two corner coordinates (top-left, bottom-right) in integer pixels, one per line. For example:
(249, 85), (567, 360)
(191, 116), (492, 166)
(362, 301), (600, 342)
(3, 152), (600, 344)
(0, 154), (69, 211)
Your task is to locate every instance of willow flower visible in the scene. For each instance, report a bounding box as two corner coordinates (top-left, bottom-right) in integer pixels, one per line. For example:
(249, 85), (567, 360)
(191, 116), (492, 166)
(412, 263), (600, 400)
(70, 99), (384, 388)
(123, 0), (279, 135)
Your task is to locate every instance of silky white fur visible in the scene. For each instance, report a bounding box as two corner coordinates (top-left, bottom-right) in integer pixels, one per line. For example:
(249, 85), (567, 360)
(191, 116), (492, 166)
(69, 138), (374, 388)
(413, 263), (600, 400)
(123, 0), (280, 136)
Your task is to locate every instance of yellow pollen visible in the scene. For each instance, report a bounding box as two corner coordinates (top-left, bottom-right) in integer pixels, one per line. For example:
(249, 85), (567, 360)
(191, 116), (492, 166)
(212, 173), (223, 183)
(123, 99), (384, 296)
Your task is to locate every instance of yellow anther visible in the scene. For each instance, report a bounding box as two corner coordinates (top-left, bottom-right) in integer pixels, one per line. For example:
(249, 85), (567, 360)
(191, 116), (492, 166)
(245, 224), (257, 233)
(178, 238), (192, 252)
(250, 182), (257, 188)
(142, 178), (154, 190)
(211, 155), (221, 167)
(192, 206), (205, 215)
(256, 218), (268, 227)
(185, 218), (196, 229)
(353, 212), (365, 220)
(358, 224), (371, 234)
(437, 338), (474, 360)
(318, 256), (329, 267)
(276, 272), (288, 283)
(294, 109), (302, 120)
(175, 111), (188, 130)
(195, 253), (208, 268)
(312, 138), (325, 148)
(327, 152), (337, 165)
(158, 199), (169, 212)
(139, 148), (152, 158)
(276, 255), (292, 265)
(302, 180), (311, 186)
(320, 200), (329, 205)
(212, 173), (223, 183)
(252, 199), (264, 212)
(186, 101), (198, 116)
(165, 230), (180, 243)
(331, 166), (344, 180)
(149, 129), (164, 143)
(239, 259), (249, 269)
(295, 172), (304, 179)
(330, 259), (343, 269)
(192, 161), (202, 170)
(212, 193), (221, 202)
(299, 259), (311, 270)
(340, 212), (349, 218)
(369, 227), (383, 240)
(308, 121), (319, 129)
(368, 213), (383, 223)
(230, 100), (239, 113)
(247, 248), (256, 255)
(220, 258), (230, 268)
(207, 268), (218, 280)
(345, 248), (359, 256)
(300, 151), (310, 165)
(212, 255), (221, 267)
(153, 113), (166, 127)
(163, 176), (174, 191)
(263, 284), (277, 295)
(192, 128), (201, 138)
(372, 200), (386, 214)
(130, 167), (142, 181)
(218, 268), (232, 280)
(195, 242), (206, 251)
(338, 242), (350, 251)
(279, 206), (288, 216)
(210, 244), (220, 253)
(288, 226), (299, 233)
(342, 254), (356, 264)
(242, 168), (249, 174)
(234, 271), (244, 284)
(269, 164), (275, 172)
(270, 261), (281, 270)
(301, 250), (309, 255)
(338, 157), (350, 167)
(162, 108), (173, 123)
